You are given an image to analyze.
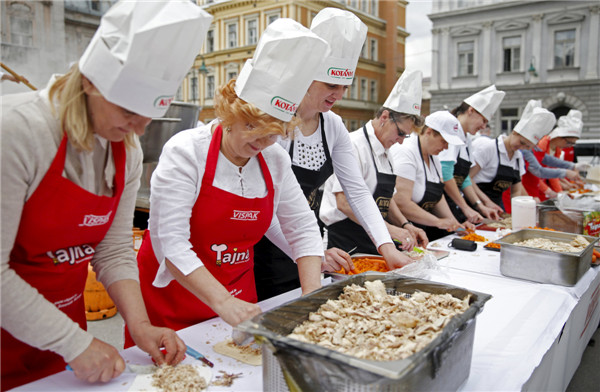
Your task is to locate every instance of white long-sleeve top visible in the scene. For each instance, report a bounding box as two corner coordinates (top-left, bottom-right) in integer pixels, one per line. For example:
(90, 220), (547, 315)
(269, 111), (393, 255)
(1, 76), (142, 362)
(320, 120), (396, 226)
(148, 121), (324, 287)
(471, 135), (526, 184)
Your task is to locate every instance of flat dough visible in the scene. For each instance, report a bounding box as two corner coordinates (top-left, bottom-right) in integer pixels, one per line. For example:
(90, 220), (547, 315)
(213, 339), (262, 366)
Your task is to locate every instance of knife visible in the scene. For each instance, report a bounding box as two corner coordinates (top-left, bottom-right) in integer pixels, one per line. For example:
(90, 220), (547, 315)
(185, 345), (214, 368)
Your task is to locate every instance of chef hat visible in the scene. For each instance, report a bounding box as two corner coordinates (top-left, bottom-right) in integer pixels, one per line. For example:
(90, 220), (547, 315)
(382, 69), (423, 115)
(463, 85), (506, 121)
(425, 111), (465, 146)
(513, 100), (557, 144)
(235, 19), (329, 122)
(310, 8), (367, 85)
(79, 0), (213, 118)
(548, 109), (583, 139)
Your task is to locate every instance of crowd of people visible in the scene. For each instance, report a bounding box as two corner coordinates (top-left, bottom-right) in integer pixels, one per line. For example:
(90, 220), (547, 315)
(0, 0), (587, 389)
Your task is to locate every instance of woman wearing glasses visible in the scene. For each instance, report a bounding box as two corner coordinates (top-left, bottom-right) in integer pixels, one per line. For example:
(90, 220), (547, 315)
(320, 69), (428, 256)
(469, 100), (556, 210)
(521, 110), (586, 201)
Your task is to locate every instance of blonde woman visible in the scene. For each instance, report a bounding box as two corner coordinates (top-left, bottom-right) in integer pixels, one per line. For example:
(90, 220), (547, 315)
(0, 1), (212, 388)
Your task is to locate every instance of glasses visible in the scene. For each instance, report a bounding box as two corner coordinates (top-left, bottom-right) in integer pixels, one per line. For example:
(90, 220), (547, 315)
(389, 113), (410, 138)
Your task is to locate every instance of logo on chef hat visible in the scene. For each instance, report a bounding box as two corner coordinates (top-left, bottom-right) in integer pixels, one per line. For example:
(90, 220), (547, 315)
(413, 103), (421, 111)
(328, 67), (354, 80)
(271, 96), (298, 116)
(154, 95), (174, 110)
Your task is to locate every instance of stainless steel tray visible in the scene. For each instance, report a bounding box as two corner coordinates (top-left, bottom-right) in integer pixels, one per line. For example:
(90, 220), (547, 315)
(237, 273), (491, 392)
(496, 229), (598, 286)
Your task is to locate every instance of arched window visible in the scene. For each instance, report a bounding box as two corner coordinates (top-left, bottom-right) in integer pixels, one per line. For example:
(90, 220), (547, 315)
(9, 2), (34, 47)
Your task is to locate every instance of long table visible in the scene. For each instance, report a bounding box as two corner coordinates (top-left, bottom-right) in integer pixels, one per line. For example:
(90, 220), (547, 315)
(14, 230), (600, 391)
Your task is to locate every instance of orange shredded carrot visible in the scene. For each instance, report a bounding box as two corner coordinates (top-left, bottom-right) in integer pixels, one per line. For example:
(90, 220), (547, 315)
(484, 242), (501, 249)
(335, 257), (389, 275)
(461, 232), (488, 242)
(527, 226), (557, 231)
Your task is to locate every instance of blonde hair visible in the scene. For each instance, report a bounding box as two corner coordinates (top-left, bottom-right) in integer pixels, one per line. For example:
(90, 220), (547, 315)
(214, 79), (297, 137)
(48, 63), (137, 151)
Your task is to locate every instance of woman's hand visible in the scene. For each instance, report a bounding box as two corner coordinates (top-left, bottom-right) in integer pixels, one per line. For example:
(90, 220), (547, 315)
(544, 189), (558, 199)
(436, 217), (463, 232)
(68, 338), (125, 383)
(389, 227), (417, 251)
(484, 200), (504, 215)
(379, 243), (413, 270)
(127, 321), (186, 366)
(463, 206), (484, 224)
(462, 221), (477, 231)
(478, 204), (500, 220)
(405, 224), (429, 247)
(213, 296), (262, 327)
(565, 170), (582, 181)
(322, 247), (353, 272)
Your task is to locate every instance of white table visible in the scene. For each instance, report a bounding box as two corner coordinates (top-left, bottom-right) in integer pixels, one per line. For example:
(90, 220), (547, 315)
(14, 232), (600, 391)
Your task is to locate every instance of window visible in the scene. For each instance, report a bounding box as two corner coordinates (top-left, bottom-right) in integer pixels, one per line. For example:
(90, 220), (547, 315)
(360, 41), (367, 59)
(206, 75), (215, 99)
(227, 22), (238, 49)
(457, 41), (474, 76)
(500, 108), (519, 133)
(361, 0), (368, 12)
(350, 77), (358, 100)
(502, 36), (521, 72)
(90, 1), (100, 11)
(246, 18), (258, 45)
(191, 75), (198, 102)
(350, 120), (359, 132)
(370, 38), (378, 61)
(370, 0), (378, 16)
(370, 80), (377, 102)
(227, 71), (237, 81)
(360, 78), (367, 101)
(206, 29), (214, 52)
(350, 0), (358, 9)
(554, 29), (575, 68)
(9, 3), (33, 47)
(267, 12), (280, 25)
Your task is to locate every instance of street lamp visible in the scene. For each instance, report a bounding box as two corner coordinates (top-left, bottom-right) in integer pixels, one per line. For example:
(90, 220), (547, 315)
(198, 56), (209, 75)
(528, 57), (538, 78)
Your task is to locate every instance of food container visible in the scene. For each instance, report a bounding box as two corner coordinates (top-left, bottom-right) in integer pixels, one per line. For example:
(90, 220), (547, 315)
(538, 200), (584, 234)
(236, 273), (491, 392)
(496, 229), (598, 286)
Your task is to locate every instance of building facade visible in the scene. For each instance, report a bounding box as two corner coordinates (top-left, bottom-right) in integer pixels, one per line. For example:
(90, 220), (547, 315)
(183, 0), (408, 131)
(429, 0), (600, 138)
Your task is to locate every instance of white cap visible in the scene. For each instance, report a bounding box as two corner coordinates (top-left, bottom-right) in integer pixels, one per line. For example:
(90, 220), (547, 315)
(513, 100), (557, 144)
(235, 19), (329, 122)
(463, 85), (506, 121)
(310, 8), (367, 85)
(548, 109), (583, 139)
(383, 69), (423, 115)
(425, 111), (465, 146)
(79, 0), (213, 118)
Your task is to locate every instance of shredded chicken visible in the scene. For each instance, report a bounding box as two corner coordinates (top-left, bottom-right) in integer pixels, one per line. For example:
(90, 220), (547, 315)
(151, 364), (207, 392)
(513, 235), (589, 253)
(486, 216), (512, 229)
(287, 280), (470, 361)
(211, 370), (243, 387)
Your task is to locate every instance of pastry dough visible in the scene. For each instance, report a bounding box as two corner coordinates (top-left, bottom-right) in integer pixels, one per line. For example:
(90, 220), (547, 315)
(213, 339), (262, 366)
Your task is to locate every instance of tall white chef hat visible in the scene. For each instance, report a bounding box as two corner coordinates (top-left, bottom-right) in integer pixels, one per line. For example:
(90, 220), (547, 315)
(548, 110), (583, 139)
(79, 0), (213, 118)
(425, 111), (465, 146)
(310, 8), (367, 86)
(513, 100), (557, 144)
(463, 85), (506, 121)
(234, 19), (329, 122)
(382, 69), (423, 115)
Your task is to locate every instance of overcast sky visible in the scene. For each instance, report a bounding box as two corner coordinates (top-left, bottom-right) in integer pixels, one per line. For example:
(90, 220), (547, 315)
(406, 0), (433, 78)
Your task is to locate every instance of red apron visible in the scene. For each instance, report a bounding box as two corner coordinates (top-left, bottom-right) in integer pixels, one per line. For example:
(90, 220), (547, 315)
(130, 125), (273, 340)
(1, 135), (125, 391)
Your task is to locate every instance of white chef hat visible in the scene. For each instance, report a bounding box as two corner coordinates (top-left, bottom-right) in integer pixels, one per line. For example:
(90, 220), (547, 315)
(425, 111), (465, 146)
(383, 69), (423, 115)
(79, 0), (213, 118)
(463, 85), (506, 121)
(513, 100), (557, 144)
(548, 109), (583, 139)
(234, 19), (329, 122)
(310, 8), (367, 86)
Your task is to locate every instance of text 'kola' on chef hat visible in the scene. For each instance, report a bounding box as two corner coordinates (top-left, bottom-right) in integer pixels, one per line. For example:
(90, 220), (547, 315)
(79, 0), (213, 118)
(513, 100), (557, 144)
(463, 85), (506, 121)
(383, 69), (423, 116)
(310, 7), (367, 86)
(548, 109), (583, 140)
(234, 18), (329, 122)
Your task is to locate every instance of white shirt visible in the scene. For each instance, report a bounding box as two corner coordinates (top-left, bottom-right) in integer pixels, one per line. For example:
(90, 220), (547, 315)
(320, 120), (395, 226)
(438, 133), (473, 165)
(273, 111), (393, 252)
(149, 121), (324, 287)
(471, 135), (526, 184)
(390, 135), (443, 203)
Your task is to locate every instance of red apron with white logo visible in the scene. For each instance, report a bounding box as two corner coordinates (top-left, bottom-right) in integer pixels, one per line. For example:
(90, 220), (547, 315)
(133, 125), (273, 335)
(1, 135), (125, 391)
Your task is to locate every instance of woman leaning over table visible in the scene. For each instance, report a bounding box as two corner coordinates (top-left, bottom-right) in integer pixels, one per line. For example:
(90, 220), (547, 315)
(253, 8), (413, 300)
(0, 1), (211, 389)
(391, 111), (472, 241)
(125, 20), (329, 344)
(470, 100), (557, 211)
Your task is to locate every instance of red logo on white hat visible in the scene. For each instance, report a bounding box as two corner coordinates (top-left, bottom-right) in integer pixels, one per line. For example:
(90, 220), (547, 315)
(453, 124), (458, 131)
(413, 104), (421, 111)
(271, 96), (297, 115)
(154, 95), (174, 109)
(328, 67), (354, 79)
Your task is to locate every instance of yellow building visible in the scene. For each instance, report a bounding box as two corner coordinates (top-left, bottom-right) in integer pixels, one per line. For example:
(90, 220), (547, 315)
(179, 0), (408, 131)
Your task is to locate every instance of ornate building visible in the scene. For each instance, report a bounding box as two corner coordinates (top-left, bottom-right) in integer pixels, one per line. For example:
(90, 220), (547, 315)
(182, 0), (409, 131)
(429, 0), (600, 138)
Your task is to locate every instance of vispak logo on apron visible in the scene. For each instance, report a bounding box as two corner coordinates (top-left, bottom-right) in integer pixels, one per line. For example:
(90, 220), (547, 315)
(231, 210), (260, 221)
(47, 244), (95, 265)
(210, 243), (250, 266)
(78, 211), (112, 227)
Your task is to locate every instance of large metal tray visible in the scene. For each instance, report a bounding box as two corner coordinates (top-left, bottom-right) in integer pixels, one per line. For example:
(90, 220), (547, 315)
(237, 273), (491, 392)
(496, 229), (598, 286)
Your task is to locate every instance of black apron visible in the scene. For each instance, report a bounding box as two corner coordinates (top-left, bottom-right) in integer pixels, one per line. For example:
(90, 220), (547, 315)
(414, 137), (448, 241)
(253, 114), (333, 300)
(476, 138), (521, 210)
(445, 146), (471, 222)
(327, 126), (395, 255)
